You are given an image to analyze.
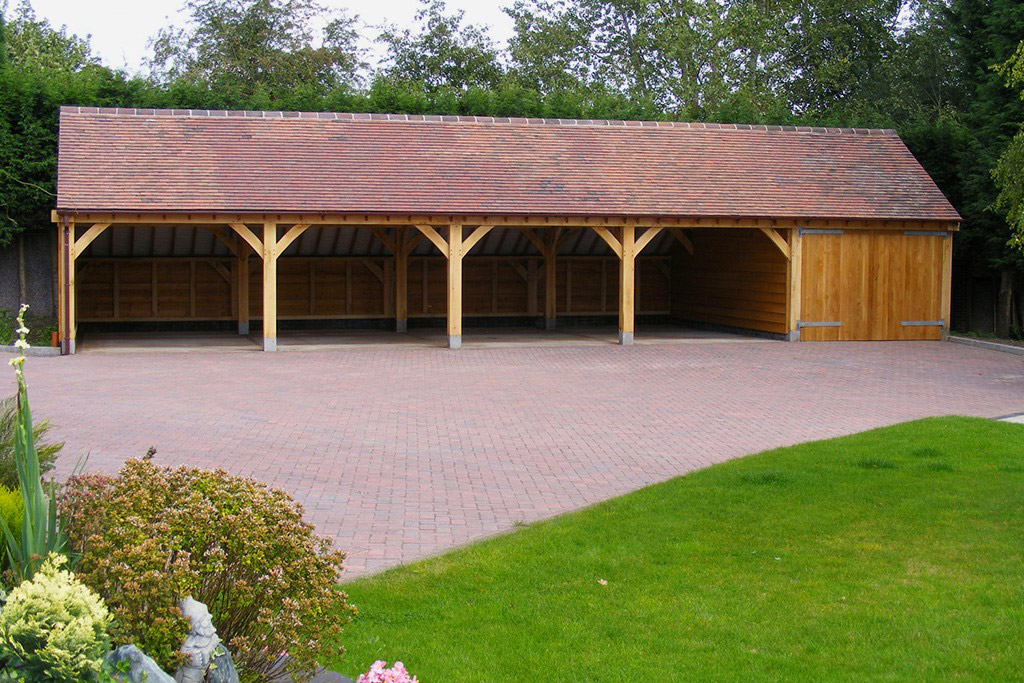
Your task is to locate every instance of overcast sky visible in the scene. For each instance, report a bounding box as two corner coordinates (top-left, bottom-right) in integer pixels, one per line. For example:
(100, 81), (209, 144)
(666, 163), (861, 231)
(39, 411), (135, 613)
(23, 0), (516, 73)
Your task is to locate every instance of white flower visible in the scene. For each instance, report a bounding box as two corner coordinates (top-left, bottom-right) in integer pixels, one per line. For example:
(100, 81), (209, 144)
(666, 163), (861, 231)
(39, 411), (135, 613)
(15, 326), (29, 335)
(13, 339), (30, 350)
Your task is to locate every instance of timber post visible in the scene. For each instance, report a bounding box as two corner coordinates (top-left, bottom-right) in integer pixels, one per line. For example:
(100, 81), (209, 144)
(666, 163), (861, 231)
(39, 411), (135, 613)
(447, 224), (463, 349)
(940, 230), (953, 340)
(236, 235), (250, 335)
(786, 227), (803, 341)
(544, 229), (559, 330)
(262, 221), (277, 351)
(57, 218), (71, 354)
(396, 228), (409, 333)
(59, 219), (112, 354)
(618, 225), (636, 345)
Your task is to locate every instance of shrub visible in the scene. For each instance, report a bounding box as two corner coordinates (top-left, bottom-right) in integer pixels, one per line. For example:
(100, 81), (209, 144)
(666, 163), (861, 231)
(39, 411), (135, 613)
(0, 396), (63, 491)
(0, 311), (11, 346)
(0, 553), (111, 682)
(0, 305), (66, 583)
(62, 459), (358, 682)
(0, 486), (23, 581)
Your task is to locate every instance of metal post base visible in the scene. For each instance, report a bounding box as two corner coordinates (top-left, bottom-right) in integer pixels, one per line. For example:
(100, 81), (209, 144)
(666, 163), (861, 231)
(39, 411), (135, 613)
(396, 319), (408, 333)
(544, 318), (556, 330)
(262, 337), (277, 352)
(786, 330), (801, 342)
(238, 321), (250, 335)
(448, 335), (462, 349)
(618, 331), (634, 346)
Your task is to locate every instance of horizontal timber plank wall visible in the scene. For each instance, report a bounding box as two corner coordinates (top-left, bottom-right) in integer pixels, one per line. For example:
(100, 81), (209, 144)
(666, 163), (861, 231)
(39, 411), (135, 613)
(670, 229), (788, 335)
(76, 255), (671, 322)
(77, 258), (234, 321)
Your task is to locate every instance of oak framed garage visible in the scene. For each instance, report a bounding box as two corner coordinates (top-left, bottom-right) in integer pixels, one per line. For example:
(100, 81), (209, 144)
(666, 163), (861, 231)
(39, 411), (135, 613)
(53, 107), (960, 354)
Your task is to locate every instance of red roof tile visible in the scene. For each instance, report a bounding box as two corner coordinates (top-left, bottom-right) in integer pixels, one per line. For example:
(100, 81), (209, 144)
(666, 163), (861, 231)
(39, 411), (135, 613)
(56, 107), (961, 222)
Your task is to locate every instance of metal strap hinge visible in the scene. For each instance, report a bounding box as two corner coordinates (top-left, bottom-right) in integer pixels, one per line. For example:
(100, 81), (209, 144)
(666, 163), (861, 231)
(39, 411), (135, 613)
(798, 321), (842, 328)
(904, 231), (947, 238)
(901, 321), (945, 327)
(799, 228), (844, 236)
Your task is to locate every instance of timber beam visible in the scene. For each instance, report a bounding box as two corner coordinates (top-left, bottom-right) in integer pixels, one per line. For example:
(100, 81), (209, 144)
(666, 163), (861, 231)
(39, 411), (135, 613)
(73, 223), (111, 256)
(759, 227), (791, 260)
(588, 225), (662, 345)
(669, 229), (695, 255)
(228, 223), (263, 254)
(57, 221), (112, 354)
(410, 224), (487, 348)
(208, 227), (240, 257)
(51, 210), (961, 233)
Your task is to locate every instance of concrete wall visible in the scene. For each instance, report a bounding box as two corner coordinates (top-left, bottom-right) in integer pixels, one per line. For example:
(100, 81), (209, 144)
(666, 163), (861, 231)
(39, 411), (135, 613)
(0, 231), (56, 319)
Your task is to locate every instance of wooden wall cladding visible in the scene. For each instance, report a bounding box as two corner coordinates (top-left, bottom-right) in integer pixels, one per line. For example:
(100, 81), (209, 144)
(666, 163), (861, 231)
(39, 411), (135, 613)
(670, 229), (788, 334)
(77, 255), (671, 322)
(77, 258), (234, 321)
(800, 231), (946, 341)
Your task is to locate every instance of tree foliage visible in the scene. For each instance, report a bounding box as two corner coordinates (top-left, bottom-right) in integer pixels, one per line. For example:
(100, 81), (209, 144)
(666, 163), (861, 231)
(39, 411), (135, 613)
(994, 41), (1024, 246)
(148, 0), (365, 99)
(377, 0), (504, 92)
(2, 0), (95, 72)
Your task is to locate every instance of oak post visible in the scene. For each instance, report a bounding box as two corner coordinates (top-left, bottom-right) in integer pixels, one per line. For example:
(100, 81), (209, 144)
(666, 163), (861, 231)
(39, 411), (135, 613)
(527, 258), (538, 315)
(396, 228), (409, 333)
(618, 225), (636, 345)
(544, 229), (559, 329)
(447, 224), (463, 349)
(236, 235), (250, 335)
(262, 222), (277, 351)
(940, 231), (953, 339)
(57, 220), (69, 353)
(66, 219), (78, 353)
(786, 227), (803, 341)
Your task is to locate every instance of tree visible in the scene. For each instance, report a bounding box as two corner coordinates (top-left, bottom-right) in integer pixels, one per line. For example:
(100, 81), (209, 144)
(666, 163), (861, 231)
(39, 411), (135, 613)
(148, 0), (365, 100)
(376, 0), (504, 92)
(993, 41), (1024, 246)
(946, 0), (1024, 336)
(505, 0), (718, 113)
(2, 0), (95, 72)
(0, 8), (7, 69)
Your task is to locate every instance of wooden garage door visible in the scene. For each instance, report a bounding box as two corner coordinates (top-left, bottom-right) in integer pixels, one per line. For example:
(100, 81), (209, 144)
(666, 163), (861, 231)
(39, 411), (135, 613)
(800, 229), (949, 341)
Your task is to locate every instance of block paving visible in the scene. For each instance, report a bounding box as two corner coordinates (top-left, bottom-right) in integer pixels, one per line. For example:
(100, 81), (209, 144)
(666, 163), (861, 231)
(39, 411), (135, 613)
(6, 338), (1022, 577)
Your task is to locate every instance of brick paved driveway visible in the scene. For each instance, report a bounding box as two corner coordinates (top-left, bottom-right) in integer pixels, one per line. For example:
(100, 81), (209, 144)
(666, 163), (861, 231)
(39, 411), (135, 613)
(5, 340), (1023, 576)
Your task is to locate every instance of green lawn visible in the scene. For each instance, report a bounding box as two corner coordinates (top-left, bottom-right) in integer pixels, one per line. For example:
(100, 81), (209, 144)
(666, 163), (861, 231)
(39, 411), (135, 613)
(332, 417), (1024, 681)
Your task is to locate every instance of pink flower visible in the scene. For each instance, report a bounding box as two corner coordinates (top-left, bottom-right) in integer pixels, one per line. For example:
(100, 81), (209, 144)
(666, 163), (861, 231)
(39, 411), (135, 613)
(356, 660), (418, 683)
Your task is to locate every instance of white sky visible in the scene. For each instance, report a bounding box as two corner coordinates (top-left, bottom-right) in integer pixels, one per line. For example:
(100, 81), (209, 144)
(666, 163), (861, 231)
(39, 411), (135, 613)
(22, 0), (516, 74)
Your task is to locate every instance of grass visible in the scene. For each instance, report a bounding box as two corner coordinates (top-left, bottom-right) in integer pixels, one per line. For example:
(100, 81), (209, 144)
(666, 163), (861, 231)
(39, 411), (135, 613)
(332, 417), (1024, 681)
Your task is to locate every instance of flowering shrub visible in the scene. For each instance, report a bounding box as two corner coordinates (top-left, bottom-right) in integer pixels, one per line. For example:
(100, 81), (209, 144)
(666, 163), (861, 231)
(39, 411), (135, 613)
(0, 553), (111, 682)
(62, 459), (358, 682)
(356, 661), (419, 683)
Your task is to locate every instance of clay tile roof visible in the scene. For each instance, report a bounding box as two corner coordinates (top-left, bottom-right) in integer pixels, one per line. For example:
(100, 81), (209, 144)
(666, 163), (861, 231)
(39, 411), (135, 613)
(56, 106), (961, 222)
